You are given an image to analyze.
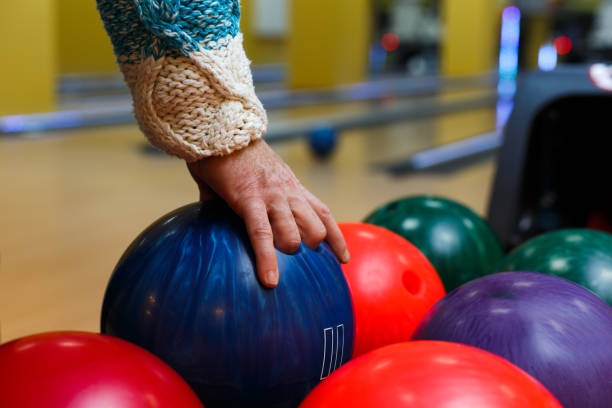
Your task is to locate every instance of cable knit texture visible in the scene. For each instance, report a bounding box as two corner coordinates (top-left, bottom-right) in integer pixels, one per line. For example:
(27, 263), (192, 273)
(97, 0), (266, 160)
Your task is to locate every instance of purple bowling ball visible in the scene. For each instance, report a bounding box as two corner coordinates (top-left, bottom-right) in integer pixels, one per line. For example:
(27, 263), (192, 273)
(412, 272), (612, 408)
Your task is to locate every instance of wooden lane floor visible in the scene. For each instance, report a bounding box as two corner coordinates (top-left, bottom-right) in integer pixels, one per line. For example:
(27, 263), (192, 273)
(0, 105), (497, 342)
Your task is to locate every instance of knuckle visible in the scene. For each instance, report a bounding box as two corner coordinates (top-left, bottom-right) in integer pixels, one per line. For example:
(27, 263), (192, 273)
(266, 200), (284, 215)
(284, 237), (302, 252)
(318, 204), (333, 220)
(265, 171), (283, 186)
(251, 226), (273, 240)
(284, 174), (300, 189)
(286, 193), (303, 207)
(266, 191), (286, 207)
(314, 226), (327, 243)
(307, 225), (327, 246)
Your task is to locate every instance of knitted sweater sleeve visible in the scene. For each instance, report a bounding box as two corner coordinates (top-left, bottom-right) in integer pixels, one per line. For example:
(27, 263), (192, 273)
(96, 0), (267, 161)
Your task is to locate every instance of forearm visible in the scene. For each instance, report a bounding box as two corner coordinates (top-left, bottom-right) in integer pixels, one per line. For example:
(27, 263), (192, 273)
(96, 0), (267, 161)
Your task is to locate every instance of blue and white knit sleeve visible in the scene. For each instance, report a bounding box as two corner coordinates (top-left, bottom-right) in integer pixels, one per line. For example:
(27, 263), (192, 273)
(96, 0), (267, 161)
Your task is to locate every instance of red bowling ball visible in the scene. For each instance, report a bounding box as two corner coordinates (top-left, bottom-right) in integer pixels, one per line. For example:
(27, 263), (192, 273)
(339, 223), (445, 356)
(0, 331), (203, 408)
(300, 341), (562, 408)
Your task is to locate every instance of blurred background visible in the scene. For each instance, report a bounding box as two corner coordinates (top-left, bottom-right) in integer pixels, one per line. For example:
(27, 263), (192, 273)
(1, 0), (612, 340)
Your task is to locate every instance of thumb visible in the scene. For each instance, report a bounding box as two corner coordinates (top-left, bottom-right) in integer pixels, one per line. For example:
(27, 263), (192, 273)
(187, 162), (217, 202)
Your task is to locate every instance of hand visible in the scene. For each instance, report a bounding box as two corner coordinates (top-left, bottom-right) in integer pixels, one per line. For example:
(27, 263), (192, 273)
(188, 139), (350, 288)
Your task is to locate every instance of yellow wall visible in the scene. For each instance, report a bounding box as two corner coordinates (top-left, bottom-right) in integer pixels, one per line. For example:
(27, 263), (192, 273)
(289, 0), (370, 89)
(57, 0), (289, 72)
(57, 0), (117, 74)
(524, 16), (551, 70)
(441, 0), (497, 76)
(57, 0), (290, 73)
(564, 0), (601, 12)
(0, 0), (56, 115)
(241, 0), (288, 65)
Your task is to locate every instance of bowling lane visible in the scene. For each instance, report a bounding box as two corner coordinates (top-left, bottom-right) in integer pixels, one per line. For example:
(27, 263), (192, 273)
(0, 104), (497, 341)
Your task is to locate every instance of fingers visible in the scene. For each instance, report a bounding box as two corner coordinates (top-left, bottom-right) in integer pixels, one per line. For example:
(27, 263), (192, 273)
(240, 192), (346, 290)
(268, 200), (301, 254)
(190, 140), (349, 287)
(303, 189), (350, 264)
(242, 201), (279, 288)
(290, 197), (327, 251)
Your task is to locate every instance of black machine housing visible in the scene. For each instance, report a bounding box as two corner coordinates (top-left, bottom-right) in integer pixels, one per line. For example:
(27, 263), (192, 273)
(488, 65), (612, 249)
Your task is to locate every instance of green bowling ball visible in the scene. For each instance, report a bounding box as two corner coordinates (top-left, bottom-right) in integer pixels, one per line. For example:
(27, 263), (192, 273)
(365, 196), (504, 291)
(497, 229), (612, 305)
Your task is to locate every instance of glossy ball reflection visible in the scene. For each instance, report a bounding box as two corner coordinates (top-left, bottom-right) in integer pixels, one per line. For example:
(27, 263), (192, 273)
(365, 196), (504, 290)
(0, 332), (203, 408)
(300, 341), (561, 408)
(101, 201), (355, 408)
(413, 272), (612, 408)
(497, 229), (612, 305)
(338, 223), (445, 357)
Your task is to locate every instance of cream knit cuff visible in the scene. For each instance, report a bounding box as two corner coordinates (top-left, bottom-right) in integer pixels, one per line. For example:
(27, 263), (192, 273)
(120, 34), (267, 162)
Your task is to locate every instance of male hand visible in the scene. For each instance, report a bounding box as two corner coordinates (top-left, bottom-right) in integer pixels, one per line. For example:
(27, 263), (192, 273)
(188, 139), (350, 288)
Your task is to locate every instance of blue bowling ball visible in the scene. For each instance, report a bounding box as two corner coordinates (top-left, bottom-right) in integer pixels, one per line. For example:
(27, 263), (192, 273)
(308, 125), (338, 159)
(101, 201), (354, 408)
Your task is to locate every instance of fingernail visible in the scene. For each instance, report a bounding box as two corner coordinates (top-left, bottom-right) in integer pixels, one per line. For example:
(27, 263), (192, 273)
(342, 249), (351, 264)
(267, 270), (279, 287)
